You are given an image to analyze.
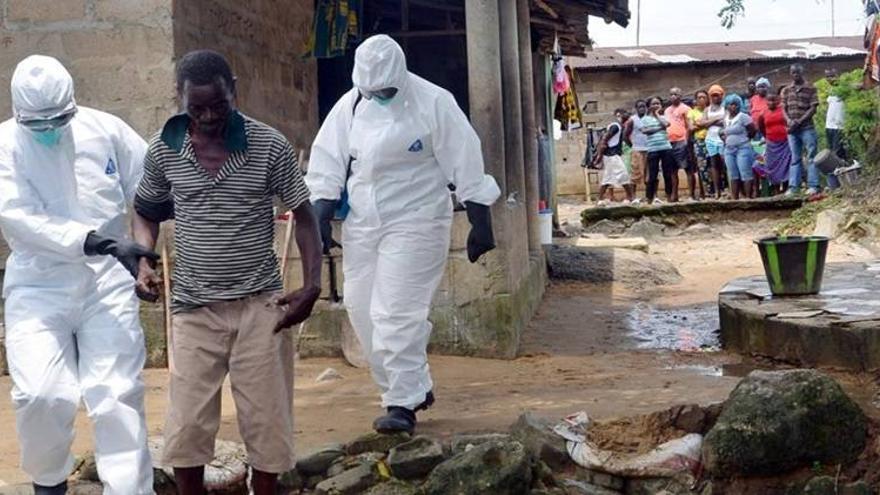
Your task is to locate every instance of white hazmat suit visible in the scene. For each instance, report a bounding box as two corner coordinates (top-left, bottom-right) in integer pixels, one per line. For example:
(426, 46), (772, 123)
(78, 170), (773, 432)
(0, 55), (153, 493)
(307, 36), (500, 412)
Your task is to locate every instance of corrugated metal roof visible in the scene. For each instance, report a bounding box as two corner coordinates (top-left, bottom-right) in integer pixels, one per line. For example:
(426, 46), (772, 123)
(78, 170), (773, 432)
(570, 36), (865, 70)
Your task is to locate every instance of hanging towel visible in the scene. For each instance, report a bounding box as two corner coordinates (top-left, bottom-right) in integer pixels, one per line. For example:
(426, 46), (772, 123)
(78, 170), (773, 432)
(554, 66), (583, 131)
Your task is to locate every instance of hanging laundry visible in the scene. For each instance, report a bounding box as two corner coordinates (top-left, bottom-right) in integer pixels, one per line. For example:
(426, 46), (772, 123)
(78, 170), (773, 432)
(304, 0), (361, 58)
(552, 56), (569, 95)
(554, 65), (583, 131)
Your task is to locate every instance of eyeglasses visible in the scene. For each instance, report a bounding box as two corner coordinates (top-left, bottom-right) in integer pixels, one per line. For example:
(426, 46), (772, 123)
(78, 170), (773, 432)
(360, 87), (398, 100)
(17, 111), (76, 132)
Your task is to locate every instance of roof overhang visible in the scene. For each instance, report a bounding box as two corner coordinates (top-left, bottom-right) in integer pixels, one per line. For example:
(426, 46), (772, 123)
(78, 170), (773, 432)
(531, 0), (630, 56)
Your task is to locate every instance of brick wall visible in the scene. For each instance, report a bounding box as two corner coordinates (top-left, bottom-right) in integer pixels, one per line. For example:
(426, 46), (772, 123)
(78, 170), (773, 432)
(558, 57), (864, 198)
(0, 0), (177, 136)
(173, 0), (319, 149)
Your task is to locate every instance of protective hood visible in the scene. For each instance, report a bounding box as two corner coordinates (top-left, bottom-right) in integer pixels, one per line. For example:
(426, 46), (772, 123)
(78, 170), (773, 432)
(11, 55), (77, 121)
(352, 35), (409, 93)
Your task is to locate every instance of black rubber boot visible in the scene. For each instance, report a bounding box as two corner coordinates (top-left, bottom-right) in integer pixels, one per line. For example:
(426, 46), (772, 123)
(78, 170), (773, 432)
(33, 481), (67, 495)
(373, 406), (416, 434)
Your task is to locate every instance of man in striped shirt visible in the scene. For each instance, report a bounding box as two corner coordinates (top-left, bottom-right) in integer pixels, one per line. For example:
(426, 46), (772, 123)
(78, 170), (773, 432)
(131, 50), (322, 495)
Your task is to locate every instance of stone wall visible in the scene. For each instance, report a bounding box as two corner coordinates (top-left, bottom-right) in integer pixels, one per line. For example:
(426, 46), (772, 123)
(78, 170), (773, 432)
(173, 0), (319, 148)
(558, 57), (864, 198)
(0, 0), (177, 136)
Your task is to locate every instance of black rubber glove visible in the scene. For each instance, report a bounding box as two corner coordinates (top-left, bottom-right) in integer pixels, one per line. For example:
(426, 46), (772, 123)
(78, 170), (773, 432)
(312, 199), (341, 255)
(84, 232), (160, 278)
(464, 201), (495, 263)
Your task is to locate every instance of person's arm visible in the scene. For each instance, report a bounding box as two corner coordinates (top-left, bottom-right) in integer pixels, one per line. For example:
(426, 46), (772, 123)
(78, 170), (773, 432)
(132, 146), (174, 301)
(306, 91), (355, 203)
(432, 91), (500, 263)
(758, 114), (767, 138)
(623, 119), (634, 147)
(746, 122), (758, 140)
(642, 122), (661, 135)
(0, 145), (96, 262)
(593, 125), (616, 165)
(781, 87), (797, 129)
(306, 90), (357, 253)
(112, 116), (148, 204)
(797, 90), (820, 126)
(271, 140), (322, 332)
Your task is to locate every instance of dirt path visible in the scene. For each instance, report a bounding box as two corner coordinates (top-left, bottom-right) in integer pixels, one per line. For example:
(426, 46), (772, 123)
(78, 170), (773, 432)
(0, 202), (878, 485)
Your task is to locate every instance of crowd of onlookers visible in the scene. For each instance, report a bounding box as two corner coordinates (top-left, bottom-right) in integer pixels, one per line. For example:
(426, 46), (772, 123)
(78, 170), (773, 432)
(589, 63), (849, 206)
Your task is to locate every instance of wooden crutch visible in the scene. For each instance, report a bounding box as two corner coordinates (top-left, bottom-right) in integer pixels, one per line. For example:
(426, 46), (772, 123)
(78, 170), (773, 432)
(161, 227), (174, 372)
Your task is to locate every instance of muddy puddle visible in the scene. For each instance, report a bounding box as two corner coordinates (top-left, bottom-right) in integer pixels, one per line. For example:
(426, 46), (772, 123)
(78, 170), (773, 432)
(625, 302), (720, 351)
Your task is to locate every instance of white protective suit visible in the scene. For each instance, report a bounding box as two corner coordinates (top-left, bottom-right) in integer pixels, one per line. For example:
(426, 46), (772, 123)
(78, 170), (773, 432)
(0, 56), (153, 493)
(307, 35), (500, 410)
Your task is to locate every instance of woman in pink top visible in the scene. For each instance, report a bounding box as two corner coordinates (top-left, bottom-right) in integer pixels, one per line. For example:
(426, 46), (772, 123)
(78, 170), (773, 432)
(749, 77), (771, 129)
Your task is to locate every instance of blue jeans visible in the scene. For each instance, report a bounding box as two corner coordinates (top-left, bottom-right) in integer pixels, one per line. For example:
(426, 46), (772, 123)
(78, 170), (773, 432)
(788, 127), (840, 190)
(724, 142), (755, 181)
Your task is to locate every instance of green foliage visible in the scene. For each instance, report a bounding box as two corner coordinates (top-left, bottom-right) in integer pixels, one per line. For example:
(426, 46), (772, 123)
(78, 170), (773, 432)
(776, 195), (843, 235)
(718, 0), (745, 29)
(813, 69), (880, 165)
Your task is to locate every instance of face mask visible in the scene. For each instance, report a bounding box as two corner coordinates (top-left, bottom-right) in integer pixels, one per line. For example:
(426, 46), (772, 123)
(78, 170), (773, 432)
(374, 95), (395, 106)
(31, 127), (64, 147)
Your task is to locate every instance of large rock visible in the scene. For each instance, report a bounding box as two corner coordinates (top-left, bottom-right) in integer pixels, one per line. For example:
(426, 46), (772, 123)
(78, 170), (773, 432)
(702, 370), (867, 476)
(803, 476), (872, 495)
(314, 462), (380, 495)
(387, 436), (446, 479)
(365, 479), (421, 495)
(545, 245), (681, 287)
(509, 413), (570, 471)
(422, 439), (532, 495)
(627, 217), (666, 238)
(813, 209), (846, 239)
(450, 433), (512, 455)
(346, 432), (412, 455)
(327, 452), (387, 478)
(295, 443), (347, 476)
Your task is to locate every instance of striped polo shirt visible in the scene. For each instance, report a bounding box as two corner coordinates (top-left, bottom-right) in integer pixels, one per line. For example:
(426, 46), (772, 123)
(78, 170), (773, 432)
(641, 115), (673, 152)
(135, 111), (310, 311)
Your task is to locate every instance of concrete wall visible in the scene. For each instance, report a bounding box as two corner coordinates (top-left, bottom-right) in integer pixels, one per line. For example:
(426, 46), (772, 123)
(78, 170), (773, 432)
(285, 213), (547, 360)
(173, 0), (319, 148)
(558, 57), (864, 198)
(0, 0), (177, 136)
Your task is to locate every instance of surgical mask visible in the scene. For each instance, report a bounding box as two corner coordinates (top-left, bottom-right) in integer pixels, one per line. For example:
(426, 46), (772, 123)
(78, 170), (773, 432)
(374, 94), (395, 106)
(18, 109), (75, 147)
(31, 127), (64, 147)
(361, 87), (398, 105)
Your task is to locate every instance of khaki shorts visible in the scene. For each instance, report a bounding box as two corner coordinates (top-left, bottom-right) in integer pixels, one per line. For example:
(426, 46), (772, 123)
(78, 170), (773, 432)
(630, 150), (647, 184)
(163, 292), (295, 473)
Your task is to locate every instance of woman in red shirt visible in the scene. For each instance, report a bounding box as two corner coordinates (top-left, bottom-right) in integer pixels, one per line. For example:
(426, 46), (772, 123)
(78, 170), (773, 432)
(757, 91), (791, 193)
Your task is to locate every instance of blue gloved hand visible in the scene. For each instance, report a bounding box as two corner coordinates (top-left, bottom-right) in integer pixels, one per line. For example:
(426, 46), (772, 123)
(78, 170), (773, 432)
(313, 199), (342, 255)
(464, 201), (495, 263)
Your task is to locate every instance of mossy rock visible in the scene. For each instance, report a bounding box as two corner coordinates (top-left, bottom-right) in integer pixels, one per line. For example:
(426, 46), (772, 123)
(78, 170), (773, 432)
(702, 370), (867, 476)
(422, 439), (531, 495)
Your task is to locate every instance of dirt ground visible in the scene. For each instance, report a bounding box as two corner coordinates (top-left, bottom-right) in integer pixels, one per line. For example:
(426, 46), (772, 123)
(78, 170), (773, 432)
(0, 201), (878, 486)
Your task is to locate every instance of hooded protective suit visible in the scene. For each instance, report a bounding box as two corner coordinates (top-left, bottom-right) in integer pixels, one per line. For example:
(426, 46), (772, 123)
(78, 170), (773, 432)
(0, 55), (153, 493)
(307, 36), (500, 410)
